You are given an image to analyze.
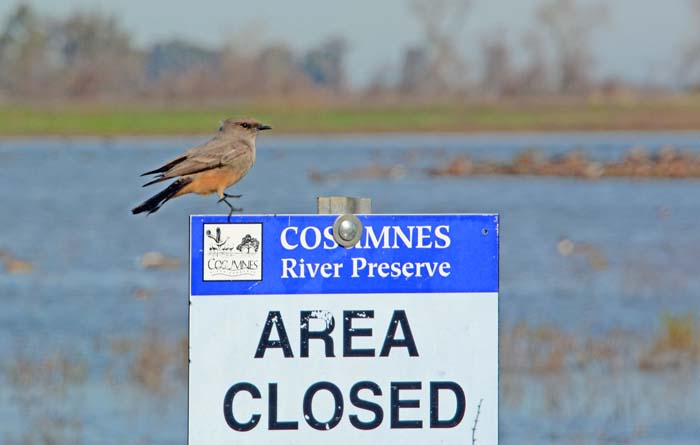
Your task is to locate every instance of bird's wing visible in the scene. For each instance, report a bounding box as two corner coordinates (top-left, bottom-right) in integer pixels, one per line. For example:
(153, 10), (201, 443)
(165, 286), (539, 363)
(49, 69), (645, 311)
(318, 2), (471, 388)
(142, 138), (238, 186)
(140, 155), (187, 177)
(221, 144), (251, 165)
(163, 153), (224, 178)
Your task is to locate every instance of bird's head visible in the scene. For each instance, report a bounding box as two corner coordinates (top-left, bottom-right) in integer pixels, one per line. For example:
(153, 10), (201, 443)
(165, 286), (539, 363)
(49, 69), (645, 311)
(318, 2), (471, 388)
(218, 118), (272, 137)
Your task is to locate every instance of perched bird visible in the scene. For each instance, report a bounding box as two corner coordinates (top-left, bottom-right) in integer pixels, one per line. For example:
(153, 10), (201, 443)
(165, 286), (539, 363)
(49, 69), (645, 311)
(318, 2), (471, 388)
(132, 117), (271, 220)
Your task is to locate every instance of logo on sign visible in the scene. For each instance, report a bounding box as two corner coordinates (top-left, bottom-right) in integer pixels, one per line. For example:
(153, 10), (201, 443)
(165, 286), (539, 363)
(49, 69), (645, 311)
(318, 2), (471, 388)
(203, 223), (262, 281)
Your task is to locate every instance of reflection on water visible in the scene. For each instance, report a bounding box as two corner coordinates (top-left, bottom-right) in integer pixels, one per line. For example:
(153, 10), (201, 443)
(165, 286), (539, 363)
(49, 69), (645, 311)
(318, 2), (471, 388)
(1, 133), (699, 444)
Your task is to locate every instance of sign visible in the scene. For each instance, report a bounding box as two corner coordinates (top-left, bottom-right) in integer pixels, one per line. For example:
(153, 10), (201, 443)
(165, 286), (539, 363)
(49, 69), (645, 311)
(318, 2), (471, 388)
(189, 214), (499, 444)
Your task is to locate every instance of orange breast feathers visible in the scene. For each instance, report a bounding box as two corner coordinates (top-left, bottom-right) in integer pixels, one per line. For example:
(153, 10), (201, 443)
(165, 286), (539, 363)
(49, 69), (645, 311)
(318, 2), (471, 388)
(176, 168), (244, 198)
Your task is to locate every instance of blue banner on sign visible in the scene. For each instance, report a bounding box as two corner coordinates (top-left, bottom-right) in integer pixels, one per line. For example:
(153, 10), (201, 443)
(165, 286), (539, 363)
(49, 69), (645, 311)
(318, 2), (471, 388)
(190, 214), (498, 295)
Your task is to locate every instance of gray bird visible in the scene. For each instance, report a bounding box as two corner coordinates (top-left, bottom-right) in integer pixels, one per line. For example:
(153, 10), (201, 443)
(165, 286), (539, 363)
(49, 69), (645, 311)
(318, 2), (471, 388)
(132, 117), (271, 219)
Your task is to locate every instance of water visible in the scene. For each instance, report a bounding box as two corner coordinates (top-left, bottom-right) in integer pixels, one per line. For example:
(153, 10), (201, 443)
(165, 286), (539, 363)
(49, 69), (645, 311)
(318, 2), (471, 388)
(1, 132), (699, 444)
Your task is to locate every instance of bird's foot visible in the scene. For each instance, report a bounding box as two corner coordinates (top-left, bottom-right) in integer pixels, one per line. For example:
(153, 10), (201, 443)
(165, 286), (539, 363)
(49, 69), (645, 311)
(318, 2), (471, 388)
(218, 195), (241, 203)
(218, 197), (242, 222)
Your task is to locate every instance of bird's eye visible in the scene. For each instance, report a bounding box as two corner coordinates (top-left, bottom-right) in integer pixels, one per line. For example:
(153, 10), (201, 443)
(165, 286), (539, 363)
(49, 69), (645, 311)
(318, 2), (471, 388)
(241, 123), (250, 129)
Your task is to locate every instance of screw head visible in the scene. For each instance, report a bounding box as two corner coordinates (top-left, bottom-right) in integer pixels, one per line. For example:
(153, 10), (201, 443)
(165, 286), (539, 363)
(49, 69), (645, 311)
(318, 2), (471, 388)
(332, 214), (363, 248)
(338, 219), (357, 241)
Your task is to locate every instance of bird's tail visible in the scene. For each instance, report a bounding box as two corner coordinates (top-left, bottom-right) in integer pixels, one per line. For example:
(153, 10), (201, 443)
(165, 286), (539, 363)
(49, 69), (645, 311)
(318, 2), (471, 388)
(132, 178), (191, 215)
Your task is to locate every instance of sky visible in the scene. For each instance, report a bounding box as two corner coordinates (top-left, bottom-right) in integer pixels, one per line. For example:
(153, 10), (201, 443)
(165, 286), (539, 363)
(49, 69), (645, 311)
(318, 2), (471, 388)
(0, 0), (694, 87)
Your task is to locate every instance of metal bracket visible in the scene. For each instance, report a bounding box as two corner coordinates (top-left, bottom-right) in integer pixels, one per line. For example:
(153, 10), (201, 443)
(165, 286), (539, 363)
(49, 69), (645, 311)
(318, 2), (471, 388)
(317, 196), (371, 248)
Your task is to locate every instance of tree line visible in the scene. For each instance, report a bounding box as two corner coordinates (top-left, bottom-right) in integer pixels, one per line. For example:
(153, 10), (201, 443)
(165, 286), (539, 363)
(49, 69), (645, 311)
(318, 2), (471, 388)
(1, 1), (699, 102)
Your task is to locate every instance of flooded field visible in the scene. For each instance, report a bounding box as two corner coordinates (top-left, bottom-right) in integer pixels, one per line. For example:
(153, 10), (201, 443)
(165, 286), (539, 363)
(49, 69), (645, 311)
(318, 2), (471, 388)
(1, 132), (699, 444)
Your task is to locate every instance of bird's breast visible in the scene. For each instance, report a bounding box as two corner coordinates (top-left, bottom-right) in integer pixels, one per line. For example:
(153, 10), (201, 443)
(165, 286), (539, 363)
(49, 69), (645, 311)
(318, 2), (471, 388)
(179, 167), (247, 196)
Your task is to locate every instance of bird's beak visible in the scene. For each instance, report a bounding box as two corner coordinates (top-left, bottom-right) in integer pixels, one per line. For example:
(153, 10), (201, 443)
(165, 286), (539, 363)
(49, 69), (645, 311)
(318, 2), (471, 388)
(258, 124), (272, 131)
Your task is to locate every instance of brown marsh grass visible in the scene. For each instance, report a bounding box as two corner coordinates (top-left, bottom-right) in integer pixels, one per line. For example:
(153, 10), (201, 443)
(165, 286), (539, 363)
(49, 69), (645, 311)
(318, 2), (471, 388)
(6, 350), (88, 394)
(127, 329), (188, 394)
(639, 314), (700, 371)
(129, 328), (173, 394)
(3, 348), (87, 444)
(501, 322), (579, 374)
(3, 417), (83, 445)
(0, 249), (35, 274)
(501, 314), (700, 376)
(427, 147), (700, 179)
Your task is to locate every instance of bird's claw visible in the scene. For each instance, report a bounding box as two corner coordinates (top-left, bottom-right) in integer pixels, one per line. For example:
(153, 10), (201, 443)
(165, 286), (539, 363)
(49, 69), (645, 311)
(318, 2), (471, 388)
(218, 195), (241, 203)
(218, 196), (243, 222)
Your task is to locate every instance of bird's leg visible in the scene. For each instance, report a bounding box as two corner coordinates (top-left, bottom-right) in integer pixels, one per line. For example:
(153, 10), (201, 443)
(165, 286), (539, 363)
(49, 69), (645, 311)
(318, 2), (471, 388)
(218, 196), (242, 222)
(223, 193), (242, 199)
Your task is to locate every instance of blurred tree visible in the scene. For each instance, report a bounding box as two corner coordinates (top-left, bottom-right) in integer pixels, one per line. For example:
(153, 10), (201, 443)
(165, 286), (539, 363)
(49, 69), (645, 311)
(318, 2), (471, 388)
(301, 36), (348, 92)
(365, 64), (393, 97)
(515, 30), (551, 94)
(51, 10), (143, 97)
(680, 0), (700, 88)
(480, 33), (513, 95)
(255, 44), (309, 94)
(218, 44), (258, 98)
(537, 0), (607, 93)
(408, 0), (471, 94)
(0, 4), (50, 97)
(478, 29), (556, 96)
(146, 40), (219, 81)
(399, 46), (430, 93)
(57, 12), (129, 64)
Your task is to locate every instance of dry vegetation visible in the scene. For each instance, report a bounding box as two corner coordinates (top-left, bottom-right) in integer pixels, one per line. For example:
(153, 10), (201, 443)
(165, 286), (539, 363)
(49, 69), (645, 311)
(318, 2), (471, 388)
(3, 417), (84, 445)
(139, 251), (181, 270)
(129, 329), (172, 394)
(311, 146), (700, 182)
(3, 349), (87, 445)
(499, 315), (700, 431)
(502, 316), (700, 377)
(126, 330), (187, 395)
(0, 249), (35, 274)
(501, 322), (622, 374)
(639, 315), (700, 371)
(428, 147), (700, 179)
(6, 350), (88, 393)
(2, 314), (697, 441)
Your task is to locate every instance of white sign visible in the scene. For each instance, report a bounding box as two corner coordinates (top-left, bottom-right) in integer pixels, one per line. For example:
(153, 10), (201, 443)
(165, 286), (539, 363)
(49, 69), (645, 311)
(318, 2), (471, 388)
(189, 214), (499, 444)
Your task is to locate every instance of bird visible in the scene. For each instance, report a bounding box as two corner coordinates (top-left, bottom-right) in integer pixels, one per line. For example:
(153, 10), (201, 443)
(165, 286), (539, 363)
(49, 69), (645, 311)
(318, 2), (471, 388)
(132, 117), (271, 220)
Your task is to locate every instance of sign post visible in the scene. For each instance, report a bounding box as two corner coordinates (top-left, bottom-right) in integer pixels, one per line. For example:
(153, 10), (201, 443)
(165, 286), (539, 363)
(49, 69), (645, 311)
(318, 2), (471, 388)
(189, 212), (499, 444)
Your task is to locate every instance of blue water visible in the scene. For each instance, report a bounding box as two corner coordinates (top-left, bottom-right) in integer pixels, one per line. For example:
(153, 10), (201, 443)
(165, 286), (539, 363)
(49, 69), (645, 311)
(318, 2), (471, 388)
(1, 132), (699, 444)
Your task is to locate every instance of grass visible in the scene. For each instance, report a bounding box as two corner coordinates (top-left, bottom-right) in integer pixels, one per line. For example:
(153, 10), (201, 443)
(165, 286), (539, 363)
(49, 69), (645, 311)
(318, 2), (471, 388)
(501, 322), (578, 374)
(129, 328), (174, 394)
(658, 314), (697, 351)
(639, 314), (699, 371)
(2, 96), (700, 136)
(6, 350), (88, 392)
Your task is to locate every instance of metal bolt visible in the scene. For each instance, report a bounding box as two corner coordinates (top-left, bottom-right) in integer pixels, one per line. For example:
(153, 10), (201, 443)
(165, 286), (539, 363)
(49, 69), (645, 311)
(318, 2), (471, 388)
(338, 218), (357, 241)
(332, 214), (363, 248)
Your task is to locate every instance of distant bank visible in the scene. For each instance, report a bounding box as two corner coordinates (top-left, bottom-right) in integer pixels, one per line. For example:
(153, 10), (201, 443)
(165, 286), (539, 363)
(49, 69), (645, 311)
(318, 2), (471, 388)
(2, 98), (700, 136)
